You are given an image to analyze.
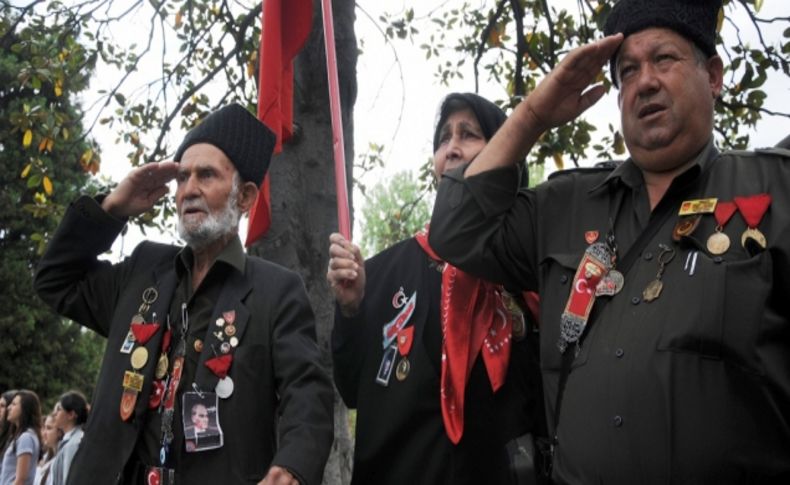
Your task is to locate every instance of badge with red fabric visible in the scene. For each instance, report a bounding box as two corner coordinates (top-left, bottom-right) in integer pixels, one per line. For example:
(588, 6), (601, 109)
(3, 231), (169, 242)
(131, 323), (160, 345)
(558, 242), (613, 353)
(734, 193), (771, 249)
(382, 291), (417, 349)
(205, 354), (233, 380)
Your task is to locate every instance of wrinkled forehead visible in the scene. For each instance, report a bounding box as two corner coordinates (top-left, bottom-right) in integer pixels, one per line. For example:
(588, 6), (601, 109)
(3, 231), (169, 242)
(438, 107), (481, 133)
(616, 27), (695, 64)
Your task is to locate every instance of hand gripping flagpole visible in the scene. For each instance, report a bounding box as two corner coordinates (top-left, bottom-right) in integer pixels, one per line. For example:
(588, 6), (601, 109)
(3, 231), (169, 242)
(321, 0), (351, 239)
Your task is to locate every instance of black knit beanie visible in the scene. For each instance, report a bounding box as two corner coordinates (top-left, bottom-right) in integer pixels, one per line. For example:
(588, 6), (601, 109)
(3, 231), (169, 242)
(604, 0), (722, 87)
(174, 103), (276, 187)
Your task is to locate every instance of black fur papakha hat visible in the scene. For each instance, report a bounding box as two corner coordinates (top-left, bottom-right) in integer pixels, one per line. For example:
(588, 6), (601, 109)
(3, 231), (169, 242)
(174, 103), (276, 187)
(604, 0), (722, 86)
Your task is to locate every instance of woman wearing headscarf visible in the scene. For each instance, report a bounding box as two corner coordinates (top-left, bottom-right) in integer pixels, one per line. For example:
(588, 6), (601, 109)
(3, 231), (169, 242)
(327, 93), (544, 484)
(45, 391), (88, 485)
(0, 390), (42, 485)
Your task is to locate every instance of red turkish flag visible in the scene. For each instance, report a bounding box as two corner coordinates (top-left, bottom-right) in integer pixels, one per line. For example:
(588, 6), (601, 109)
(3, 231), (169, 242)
(246, 0), (313, 246)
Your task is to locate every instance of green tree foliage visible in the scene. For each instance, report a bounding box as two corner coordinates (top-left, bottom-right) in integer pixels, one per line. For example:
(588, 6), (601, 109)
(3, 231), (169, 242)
(360, 171), (431, 255)
(378, 0), (789, 168)
(1, 6), (105, 404)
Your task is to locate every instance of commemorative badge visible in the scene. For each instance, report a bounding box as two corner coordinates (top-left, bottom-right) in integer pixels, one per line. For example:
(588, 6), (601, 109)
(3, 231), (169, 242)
(706, 201), (737, 255)
(375, 345), (398, 386)
(395, 326), (414, 381)
(642, 244), (676, 303)
(382, 290), (417, 349)
(734, 193), (771, 250)
(678, 198), (717, 216)
(558, 242), (613, 353)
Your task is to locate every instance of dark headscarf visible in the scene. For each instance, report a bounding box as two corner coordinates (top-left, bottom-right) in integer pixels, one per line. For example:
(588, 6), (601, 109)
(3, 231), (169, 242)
(604, 0), (722, 86)
(432, 92), (528, 187)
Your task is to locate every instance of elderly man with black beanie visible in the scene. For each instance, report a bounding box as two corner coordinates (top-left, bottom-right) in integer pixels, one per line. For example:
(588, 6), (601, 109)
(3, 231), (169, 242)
(35, 104), (334, 485)
(428, 0), (790, 483)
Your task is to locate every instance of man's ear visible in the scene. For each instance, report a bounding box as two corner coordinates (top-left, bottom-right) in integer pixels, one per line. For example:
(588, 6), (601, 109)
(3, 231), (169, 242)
(238, 181), (259, 214)
(707, 55), (724, 99)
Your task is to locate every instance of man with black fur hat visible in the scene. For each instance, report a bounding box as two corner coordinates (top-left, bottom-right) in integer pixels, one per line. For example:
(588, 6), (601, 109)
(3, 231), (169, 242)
(428, 0), (790, 483)
(35, 104), (334, 485)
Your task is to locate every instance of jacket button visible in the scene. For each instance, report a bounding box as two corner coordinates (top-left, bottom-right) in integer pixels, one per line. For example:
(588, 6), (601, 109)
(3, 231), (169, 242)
(643, 252), (653, 261)
(631, 296), (641, 305)
(560, 275), (569, 284)
(613, 415), (623, 427)
(615, 348), (624, 358)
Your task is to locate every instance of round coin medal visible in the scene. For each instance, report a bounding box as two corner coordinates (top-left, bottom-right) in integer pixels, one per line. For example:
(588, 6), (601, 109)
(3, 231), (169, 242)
(741, 227), (767, 249)
(220, 342), (231, 354)
(706, 231), (730, 255)
(395, 357), (410, 381)
(229, 336), (239, 348)
(216, 376), (234, 399)
(131, 314), (145, 325)
(224, 324), (236, 337)
(131, 346), (149, 370)
(155, 353), (169, 379)
(194, 339), (204, 353)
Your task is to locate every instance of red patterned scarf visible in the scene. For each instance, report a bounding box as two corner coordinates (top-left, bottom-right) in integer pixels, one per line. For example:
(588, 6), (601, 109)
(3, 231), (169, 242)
(415, 226), (512, 444)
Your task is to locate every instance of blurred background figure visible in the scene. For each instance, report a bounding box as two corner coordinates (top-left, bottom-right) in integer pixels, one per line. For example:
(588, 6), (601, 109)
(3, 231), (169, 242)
(0, 390), (19, 461)
(0, 390), (42, 485)
(35, 413), (61, 485)
(46, 391), (88, 485)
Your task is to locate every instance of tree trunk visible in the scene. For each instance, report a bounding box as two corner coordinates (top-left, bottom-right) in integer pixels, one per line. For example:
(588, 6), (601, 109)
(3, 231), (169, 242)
(249, 0), (357, 483)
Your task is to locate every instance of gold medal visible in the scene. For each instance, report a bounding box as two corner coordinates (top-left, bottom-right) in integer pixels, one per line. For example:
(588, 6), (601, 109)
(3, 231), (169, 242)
(194, 339), (203, 353)
(395, 357), (410, 381)
(131, 347), (149, 369)
(706, 231), (730, 255)
(741, 227), (766, 249)
(224, 324), (236, 337)
(155, 353), (169, 379)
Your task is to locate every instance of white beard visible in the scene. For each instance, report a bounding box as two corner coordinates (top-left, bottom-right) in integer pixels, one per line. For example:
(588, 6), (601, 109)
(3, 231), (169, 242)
(178, 180), (241, 249)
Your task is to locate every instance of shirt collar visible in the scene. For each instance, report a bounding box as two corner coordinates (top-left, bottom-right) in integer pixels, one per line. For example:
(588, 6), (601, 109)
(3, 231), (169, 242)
(174, 234), (246, 277)
(589, 138), (719, 194)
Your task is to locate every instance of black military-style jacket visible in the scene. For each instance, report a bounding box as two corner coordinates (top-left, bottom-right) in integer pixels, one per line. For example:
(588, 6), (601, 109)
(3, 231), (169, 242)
(430, 140), (790, 484)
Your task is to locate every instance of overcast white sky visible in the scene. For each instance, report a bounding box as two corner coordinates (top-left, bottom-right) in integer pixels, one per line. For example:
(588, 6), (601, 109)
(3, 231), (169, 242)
(57, 0), (788, 256)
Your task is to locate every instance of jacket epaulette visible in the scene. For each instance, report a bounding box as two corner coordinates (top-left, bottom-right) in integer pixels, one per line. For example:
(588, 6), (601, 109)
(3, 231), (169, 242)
(547, 160), (622, 181)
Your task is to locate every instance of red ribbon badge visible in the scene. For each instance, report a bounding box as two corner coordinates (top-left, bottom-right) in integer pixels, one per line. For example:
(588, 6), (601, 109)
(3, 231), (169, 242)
(396, 326), (414, 357)
(205, 354), (233, 379)
(131, 323), (160, 345)
(734, 193), (771, 228)
(713, 201), (737, 228)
